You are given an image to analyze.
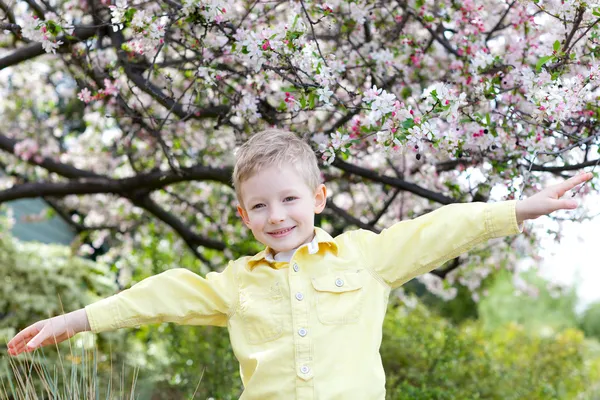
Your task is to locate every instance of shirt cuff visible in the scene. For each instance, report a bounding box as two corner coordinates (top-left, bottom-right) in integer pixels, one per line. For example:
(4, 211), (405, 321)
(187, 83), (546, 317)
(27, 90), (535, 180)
(486, 200), (522, 238)
(85, 296), (119, 333)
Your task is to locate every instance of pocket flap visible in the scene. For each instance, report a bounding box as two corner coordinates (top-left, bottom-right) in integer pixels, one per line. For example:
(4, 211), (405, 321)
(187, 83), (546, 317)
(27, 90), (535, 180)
(311, 270), (364, 293)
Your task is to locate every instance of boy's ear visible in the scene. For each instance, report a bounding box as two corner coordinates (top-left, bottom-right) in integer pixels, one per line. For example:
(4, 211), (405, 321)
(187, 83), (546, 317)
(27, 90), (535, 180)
(313, 184), (327, 214)
(237, 205), (251, 226)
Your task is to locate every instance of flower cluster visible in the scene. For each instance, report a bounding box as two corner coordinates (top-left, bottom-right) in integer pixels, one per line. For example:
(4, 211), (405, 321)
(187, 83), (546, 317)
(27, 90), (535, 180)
(14, 139), (41, 162)
(77, 79), (120, 103)
(20, 14), (64, 54)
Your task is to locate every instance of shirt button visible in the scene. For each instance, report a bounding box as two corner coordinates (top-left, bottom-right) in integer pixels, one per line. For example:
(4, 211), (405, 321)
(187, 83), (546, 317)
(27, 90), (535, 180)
(335, 278), (344, 287)
(293, 263), (299, 272)
(295, 292), (304, 301)
(300, 365), (310, 374)
(298, 328), (308, 337)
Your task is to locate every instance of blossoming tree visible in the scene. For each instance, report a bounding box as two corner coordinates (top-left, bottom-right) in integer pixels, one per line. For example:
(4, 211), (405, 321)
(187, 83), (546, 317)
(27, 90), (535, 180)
(0, 0), (598, 300)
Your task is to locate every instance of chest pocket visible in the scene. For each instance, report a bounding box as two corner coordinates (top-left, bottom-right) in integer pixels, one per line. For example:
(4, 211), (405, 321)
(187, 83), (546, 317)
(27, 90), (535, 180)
(238, 282), (284, 344)
(311, 269), (365, 325)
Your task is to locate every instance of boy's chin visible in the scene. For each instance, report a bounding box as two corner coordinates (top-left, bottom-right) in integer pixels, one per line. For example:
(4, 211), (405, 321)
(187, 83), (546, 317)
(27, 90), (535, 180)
(267, 239), (302, 254)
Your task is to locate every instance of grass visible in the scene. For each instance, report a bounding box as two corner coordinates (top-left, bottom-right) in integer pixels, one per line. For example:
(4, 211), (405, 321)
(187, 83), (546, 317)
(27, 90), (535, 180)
(1, 342), (140, 400)
(1, 337), (209, 399)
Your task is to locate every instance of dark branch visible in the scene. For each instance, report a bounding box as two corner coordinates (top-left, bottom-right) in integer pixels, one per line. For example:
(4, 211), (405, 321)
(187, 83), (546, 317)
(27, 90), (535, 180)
(0, 163), (232, 203)
(326, 202), (380, 233)
(130, 195), (226, 254)
(430, 258), (460, 279)
(0, 133), (99, 178)
(332, 159), (458, 205)
(528, 159), (599, 172)
(0, 25), (105, 70)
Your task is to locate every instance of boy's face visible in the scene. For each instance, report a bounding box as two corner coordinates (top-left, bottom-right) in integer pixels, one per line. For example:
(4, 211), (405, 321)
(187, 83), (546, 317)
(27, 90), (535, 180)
(237, 165), (326, 254)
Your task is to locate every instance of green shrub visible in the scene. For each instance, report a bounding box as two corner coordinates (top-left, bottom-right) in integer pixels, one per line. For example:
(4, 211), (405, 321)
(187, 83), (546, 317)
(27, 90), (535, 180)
(580, 302), (600, 342)
(382, 297), (600, 399)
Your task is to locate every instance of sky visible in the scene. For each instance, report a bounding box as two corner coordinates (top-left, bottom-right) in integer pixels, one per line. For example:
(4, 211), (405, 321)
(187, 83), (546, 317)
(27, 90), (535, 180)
(535, 193), (600, 313)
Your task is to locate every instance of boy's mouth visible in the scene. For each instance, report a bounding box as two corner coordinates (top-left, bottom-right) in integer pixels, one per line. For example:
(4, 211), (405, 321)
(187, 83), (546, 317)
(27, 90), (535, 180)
(267, 226), (295, 237)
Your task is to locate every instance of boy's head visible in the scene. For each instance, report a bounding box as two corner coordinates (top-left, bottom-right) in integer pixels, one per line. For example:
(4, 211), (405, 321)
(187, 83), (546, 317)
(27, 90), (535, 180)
(234, 129), (327, 254)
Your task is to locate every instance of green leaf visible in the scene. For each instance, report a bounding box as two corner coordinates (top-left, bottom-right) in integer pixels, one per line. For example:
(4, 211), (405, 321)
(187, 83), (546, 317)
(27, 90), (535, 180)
(124, 8), (137, 24)
(401, 119), (415, 130)
(485, 113), (491, 126)
(299, 95), (306, 108)
(308, 92), (316, 109)
(536, 55), (554, 71)
(45, 20), (62, 35)
(553, 40), (561, 52)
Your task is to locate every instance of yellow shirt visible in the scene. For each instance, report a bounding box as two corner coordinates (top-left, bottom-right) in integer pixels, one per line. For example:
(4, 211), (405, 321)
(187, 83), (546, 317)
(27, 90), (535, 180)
(85, 201), (520, 400)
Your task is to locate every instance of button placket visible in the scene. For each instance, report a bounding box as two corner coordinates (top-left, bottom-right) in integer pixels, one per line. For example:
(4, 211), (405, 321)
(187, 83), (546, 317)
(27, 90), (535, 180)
(289, 259), (313, 388)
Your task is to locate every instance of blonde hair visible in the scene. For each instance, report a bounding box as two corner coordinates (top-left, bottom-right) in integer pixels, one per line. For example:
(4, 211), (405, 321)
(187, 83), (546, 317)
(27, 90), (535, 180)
(233, 129), (321, 206)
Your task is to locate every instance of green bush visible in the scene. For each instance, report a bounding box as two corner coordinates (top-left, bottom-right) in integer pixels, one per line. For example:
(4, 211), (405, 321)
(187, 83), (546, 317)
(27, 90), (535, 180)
(580, 302), (600, 342)
(0, 220), (241, 399)
(478, 269), (579, 333)
(382, 296), (600, 399)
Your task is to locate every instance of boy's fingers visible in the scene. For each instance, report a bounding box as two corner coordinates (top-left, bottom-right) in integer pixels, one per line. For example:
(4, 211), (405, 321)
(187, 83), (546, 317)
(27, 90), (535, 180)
(8, 340), (31, 356)
(555, 172), (593, 195)
(558, 198), (578, 210)
(8, 327), (38, 349)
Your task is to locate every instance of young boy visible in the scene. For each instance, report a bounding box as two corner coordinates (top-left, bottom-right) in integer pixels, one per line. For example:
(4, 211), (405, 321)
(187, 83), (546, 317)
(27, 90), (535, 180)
(7, 129), (592, 399)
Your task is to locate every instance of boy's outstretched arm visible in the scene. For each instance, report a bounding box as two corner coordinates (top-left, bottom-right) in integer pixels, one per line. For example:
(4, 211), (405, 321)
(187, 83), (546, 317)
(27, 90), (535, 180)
(7, 308), (90, 356)
(347, 172), (593, 289)
(515, 172), (593, 224)
(8, 266), (237, 357)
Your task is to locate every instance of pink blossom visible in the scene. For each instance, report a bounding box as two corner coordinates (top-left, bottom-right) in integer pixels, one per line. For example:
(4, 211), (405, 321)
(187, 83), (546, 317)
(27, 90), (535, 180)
(78, 88), (93, 103)
(14, 139), (39, 161)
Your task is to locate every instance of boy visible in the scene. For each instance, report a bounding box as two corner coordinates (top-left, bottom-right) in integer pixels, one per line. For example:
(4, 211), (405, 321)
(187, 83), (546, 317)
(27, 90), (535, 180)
(7, 129), (592, 399)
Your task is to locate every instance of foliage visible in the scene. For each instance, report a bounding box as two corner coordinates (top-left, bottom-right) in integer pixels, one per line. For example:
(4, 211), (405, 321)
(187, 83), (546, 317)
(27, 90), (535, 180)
(0, 218), (241, 398)
(382, 297), (600, 400)
(580, 301), (600, 342)
(478, 269), (579, 333)
(0, 217), (115, 348)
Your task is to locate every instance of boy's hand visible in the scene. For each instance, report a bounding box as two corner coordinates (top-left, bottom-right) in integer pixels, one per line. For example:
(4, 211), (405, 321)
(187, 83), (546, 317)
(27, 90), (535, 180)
(515, 172), (593, 225)
(6, 309), (90, 356)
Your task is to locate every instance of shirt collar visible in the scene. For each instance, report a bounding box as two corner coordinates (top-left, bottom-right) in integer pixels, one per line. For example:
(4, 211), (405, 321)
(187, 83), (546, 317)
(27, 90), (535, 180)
(247, 227), (338, 270)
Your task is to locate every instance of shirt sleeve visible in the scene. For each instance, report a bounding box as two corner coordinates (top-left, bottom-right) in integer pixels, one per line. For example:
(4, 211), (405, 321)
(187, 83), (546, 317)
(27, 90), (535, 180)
(84, 264), (238, 333)
(350, 200), (521, 289)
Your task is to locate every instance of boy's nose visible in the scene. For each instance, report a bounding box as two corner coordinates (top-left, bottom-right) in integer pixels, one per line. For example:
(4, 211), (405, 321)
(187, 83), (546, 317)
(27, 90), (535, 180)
(268, 208), (285, 224)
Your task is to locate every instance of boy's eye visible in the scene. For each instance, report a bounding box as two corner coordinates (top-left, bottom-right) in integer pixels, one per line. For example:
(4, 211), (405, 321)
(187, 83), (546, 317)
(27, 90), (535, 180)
(283, 196), (297, 202)
(252, 203), (265, 210)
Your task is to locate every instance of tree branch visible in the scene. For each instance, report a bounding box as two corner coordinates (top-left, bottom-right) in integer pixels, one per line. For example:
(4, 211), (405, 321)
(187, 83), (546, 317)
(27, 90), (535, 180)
(130, 194), (226, 254)
(326, 202), (380, 233)
(332, 159), (458, 204)
(0, 133), (99, 178)
(528, 159), (599, 172)
(0, 25), (105, 70)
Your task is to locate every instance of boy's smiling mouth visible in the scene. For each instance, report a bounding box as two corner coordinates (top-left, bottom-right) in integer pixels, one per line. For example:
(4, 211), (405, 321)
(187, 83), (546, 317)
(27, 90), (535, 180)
(267, 226), (296, 237)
